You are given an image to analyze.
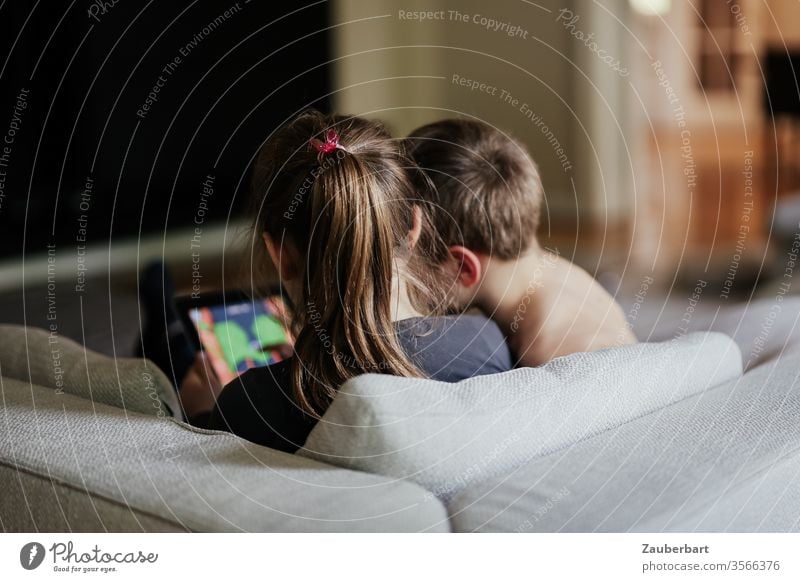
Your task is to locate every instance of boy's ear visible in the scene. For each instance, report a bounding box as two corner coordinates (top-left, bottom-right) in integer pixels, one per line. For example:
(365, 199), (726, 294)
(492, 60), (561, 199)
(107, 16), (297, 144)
(448, 245), (483, 289)
(263, 233), (300, 282)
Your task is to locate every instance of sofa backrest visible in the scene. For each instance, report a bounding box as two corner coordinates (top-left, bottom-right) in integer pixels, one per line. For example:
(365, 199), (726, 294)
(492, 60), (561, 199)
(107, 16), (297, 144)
(447, 344), (800, 532)
(0, 324), (182, 420)
(0, 376), (448, 532)
(300, 332), (742, 501)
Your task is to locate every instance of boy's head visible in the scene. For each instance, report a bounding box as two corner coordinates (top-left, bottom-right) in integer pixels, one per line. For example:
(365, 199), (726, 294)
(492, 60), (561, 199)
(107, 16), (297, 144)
(406, 118), (543, 262)
(407, 119), (544, 307)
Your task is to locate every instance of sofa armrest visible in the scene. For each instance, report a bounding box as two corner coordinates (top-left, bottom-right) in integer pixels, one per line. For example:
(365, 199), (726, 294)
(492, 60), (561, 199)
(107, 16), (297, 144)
(0, 324), (182, 420)
(0, 376), (448, 532)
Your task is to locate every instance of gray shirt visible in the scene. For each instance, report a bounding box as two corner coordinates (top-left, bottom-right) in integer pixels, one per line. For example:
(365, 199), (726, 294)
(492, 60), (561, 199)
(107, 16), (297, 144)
(200, 314), (512, 452)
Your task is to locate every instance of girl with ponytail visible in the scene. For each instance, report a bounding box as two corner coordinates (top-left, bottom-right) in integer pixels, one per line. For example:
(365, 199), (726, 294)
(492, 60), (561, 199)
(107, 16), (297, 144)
(181, 111), (512, 452)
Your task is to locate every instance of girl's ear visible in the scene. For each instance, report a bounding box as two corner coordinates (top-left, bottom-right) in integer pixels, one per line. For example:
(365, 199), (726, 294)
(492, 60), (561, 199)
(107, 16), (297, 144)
(448, 245), (483, 289)
(407, 205), (423, 249)
(263, 232), (300, 282)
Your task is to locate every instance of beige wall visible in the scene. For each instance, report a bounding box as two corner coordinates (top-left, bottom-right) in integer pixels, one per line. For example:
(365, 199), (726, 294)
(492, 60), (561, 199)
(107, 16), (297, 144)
(331, 0), (634, 234)
(626, 0), (774, 278)
(764, 0), (800, 47)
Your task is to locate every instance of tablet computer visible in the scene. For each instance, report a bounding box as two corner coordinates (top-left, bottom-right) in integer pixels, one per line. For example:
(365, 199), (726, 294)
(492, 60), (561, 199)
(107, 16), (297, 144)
(175, 288), (294, 385)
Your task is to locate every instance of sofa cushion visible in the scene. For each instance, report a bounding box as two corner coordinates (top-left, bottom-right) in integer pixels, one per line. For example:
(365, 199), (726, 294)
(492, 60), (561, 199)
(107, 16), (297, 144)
(298, 332), (742, 501)
(0, 377), (448, 532)
(447, 345), (800, 532)
(0, 323), (182, 420)
(633, 296), (800, 371)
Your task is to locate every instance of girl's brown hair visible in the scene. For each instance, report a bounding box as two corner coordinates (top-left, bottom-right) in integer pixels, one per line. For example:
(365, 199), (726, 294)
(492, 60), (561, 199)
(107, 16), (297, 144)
(247, 110), (447, 417)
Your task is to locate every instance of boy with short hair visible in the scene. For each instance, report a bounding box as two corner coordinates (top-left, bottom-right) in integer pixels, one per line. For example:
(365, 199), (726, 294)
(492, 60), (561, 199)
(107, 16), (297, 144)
(407, 118), (636, 366)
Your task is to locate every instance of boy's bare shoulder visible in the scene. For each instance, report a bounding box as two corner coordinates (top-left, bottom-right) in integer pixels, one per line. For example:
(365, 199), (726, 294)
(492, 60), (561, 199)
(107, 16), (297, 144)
(511, 253), (634, 366)
(539, 255), (606, 300)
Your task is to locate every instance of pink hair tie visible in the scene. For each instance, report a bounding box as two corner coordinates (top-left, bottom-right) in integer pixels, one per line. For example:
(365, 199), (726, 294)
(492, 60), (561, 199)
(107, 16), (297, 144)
(309, 129), (345, 160)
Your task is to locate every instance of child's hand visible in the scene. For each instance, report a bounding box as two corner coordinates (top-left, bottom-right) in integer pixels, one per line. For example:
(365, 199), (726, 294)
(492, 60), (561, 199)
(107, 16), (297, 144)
(179, 353), (224, 419)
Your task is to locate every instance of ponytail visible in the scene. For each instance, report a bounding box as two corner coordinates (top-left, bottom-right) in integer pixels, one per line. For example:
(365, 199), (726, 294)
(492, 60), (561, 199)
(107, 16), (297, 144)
(250, 111), (446, 416)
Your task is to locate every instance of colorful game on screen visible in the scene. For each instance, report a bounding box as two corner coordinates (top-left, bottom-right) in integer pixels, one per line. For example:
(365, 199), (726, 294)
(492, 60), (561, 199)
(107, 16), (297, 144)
(189, 296), (293, 385)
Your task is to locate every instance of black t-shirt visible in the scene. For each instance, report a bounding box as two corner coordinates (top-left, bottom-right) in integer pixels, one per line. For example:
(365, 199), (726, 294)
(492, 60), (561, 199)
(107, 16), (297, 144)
(197, 315), (512, 452)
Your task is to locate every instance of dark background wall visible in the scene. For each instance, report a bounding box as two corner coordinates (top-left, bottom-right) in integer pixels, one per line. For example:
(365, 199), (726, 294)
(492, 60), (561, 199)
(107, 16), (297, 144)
(0, 0), (331, 259)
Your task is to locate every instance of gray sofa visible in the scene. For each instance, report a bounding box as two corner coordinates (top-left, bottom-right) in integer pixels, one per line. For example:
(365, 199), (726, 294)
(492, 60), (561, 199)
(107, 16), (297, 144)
(1, 297), (799, 532)
(0, 376), (447, 532)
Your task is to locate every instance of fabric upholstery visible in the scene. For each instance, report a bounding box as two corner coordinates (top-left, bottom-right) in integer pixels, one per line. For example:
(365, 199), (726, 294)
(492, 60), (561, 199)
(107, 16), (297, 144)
(446, 345), (800, 532)
(633, 296), (800, 371)
(0, 376), (448, 532)
(0, 323), (182, 421)
(299, 332), (741, 501)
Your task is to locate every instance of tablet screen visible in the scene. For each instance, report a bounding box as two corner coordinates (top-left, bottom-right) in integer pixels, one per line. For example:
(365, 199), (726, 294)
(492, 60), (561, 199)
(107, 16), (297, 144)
(185, 294), (293, 385)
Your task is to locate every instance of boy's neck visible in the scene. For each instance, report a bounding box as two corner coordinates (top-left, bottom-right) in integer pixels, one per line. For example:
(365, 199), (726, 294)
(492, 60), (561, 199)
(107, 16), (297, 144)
(473, 243), (548, 334)
(392, 260), (426, 322)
